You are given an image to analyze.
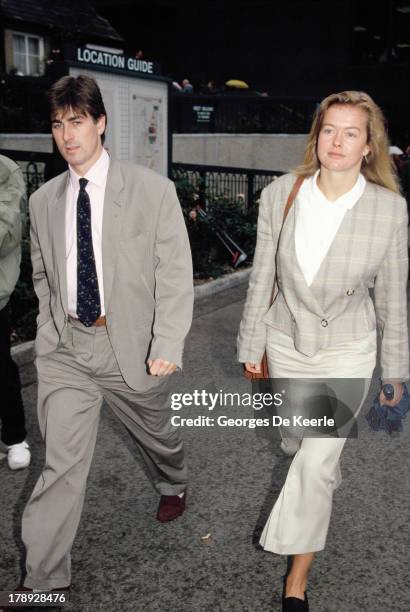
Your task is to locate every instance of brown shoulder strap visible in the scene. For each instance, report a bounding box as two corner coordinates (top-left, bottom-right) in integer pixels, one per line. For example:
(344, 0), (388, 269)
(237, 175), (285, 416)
(268, 175), (304, 305)
(282, 175), (304, 223)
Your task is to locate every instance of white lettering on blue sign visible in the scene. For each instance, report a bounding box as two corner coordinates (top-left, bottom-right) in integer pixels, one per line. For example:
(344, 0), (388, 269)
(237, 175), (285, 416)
(76, 48), (126, 71)
(126, 58), (154, 74)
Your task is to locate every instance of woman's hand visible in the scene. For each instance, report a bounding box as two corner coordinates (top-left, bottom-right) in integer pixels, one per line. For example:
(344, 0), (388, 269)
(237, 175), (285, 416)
(379, 382), (404, 407)
(245, 362), (262, 374)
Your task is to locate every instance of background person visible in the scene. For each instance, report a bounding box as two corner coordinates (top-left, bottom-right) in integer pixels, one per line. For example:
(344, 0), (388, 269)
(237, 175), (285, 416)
(0, 154), (30, 470)
(182, 78), (194, 93)
(238, 91), (408, 611)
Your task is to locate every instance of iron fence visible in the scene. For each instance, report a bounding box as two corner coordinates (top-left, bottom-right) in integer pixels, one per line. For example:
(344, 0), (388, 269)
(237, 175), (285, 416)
(172, 162), (283, 208)
(1, 151), (283, 210)
(0, 150), (53, 198)
(172, 94), (318, 134)
(1, 77), (317, 135)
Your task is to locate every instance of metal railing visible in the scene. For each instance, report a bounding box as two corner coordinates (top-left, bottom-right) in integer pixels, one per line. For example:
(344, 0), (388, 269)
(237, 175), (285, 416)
(172, 93), (318, 134)
(1, 76), (317, 135)
(172, 162), (283, 208)
(1, 151), (283, 210)
(0, 150), (53, 197)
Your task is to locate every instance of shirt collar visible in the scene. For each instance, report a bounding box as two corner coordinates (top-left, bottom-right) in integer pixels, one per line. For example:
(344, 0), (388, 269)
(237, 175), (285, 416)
(69, 148), (110, 190)
(312, 169), (366, 210)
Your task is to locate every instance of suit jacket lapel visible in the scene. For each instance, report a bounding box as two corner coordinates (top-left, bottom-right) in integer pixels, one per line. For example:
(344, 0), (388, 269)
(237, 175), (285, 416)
(308, 209), (351, 293)
(279, 200), (326, 317)
(51, 172), (69, 314)
(102, 159), (125, 312)
(299, 186), (369, 307)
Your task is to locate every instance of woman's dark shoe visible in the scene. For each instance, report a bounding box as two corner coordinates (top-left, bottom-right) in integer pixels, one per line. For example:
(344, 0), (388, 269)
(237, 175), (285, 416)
(282, 575), (309, 611)
(282, 592), (309, 611)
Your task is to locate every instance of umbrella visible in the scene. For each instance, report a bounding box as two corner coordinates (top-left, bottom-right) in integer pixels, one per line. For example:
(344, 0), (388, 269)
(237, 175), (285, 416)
(225, 79), (249, 89)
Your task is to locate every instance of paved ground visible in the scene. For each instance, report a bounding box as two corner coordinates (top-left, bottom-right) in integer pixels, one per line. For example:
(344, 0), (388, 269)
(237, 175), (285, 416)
(1, 283), (409, 612)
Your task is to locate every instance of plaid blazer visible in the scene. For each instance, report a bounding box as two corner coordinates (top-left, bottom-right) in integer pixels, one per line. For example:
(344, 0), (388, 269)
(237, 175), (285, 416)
(237, 173), (409, 381)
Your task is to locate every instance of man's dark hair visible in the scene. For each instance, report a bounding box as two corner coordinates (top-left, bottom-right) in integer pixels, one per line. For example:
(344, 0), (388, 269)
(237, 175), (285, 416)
(47, 75), (107, 144)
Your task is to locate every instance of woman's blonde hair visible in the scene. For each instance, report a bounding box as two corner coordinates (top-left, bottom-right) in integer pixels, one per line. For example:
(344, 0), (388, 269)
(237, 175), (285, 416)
(295, 90), (400, 193)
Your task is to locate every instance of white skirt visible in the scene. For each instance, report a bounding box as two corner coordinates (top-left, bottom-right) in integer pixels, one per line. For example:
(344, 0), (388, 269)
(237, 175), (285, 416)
(265, 327), (377, 379)
(259, 328), (376, 555)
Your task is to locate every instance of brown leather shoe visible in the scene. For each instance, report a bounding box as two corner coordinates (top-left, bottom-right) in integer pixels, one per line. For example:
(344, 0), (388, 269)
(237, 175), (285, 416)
(156, 491), (186, 522)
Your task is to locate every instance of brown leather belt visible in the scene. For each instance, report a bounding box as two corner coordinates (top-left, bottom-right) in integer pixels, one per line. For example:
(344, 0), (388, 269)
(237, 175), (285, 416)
(93, 316), (106, 327)
(68, 315), (106, 327)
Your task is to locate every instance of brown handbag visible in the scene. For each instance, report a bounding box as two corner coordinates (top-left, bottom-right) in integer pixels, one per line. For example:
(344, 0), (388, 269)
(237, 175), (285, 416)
(244, 176), (304, 380)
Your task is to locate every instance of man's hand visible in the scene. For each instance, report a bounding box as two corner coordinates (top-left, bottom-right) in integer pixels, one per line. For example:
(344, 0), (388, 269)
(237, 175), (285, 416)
(148, 358), (177, 376)
(245, 362), (262, 374)
(379, 382), (404, 407)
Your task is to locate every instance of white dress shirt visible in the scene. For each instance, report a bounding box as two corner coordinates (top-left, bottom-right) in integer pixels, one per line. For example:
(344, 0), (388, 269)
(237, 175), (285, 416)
(295, 170), (366, 286)
(66, 148), (110, 318)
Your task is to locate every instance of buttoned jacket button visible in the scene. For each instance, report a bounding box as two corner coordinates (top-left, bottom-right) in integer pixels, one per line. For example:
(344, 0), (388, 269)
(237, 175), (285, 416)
(321, 319), (328, 327)
(346, 289), (355, 296)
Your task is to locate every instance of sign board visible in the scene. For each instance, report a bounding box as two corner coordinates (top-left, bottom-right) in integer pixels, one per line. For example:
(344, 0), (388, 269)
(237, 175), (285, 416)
(65, 45), (162, 78)
(68, 61), (169, 175)
(193, 105), (215, 123)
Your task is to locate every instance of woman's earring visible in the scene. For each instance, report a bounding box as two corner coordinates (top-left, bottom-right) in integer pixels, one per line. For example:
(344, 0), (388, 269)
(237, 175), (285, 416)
(363, 153), (369, 164)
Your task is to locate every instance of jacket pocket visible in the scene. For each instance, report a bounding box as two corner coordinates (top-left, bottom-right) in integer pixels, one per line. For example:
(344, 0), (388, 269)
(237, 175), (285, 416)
(35, 318), (59, 357)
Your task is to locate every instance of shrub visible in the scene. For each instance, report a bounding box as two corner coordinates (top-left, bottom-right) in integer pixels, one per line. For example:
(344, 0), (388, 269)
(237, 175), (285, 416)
(174, 174), (258, 279)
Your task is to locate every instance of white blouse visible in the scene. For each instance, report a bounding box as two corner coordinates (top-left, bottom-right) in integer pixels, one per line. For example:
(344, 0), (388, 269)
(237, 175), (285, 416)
(294, 170), (366, 286)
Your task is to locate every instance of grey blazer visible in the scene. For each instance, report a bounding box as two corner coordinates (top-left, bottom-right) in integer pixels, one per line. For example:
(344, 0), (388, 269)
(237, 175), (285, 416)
(30, 158), (194, 390)
(237, 173), (409, 381)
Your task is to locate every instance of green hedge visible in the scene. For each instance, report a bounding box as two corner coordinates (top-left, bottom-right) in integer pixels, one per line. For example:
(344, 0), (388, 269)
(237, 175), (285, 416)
(174, 174), (258, 279)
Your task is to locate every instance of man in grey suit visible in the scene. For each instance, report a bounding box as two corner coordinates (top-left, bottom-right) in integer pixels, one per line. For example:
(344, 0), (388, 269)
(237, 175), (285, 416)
(21, 75), (193, 591)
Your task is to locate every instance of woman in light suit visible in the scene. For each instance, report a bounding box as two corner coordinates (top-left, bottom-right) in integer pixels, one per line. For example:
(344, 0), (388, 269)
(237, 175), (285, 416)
(237, 91), (408, 611)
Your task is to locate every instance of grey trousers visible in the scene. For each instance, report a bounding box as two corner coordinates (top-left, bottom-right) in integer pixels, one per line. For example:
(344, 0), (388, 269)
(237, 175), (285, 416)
(22, 320), (187, 589)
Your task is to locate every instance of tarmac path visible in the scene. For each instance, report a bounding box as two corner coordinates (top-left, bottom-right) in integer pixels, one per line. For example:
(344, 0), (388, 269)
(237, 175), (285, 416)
(1, 283), (409, 612)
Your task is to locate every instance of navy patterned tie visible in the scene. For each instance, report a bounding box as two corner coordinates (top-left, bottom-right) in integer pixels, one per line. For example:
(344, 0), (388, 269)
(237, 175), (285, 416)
(76, 178), (101, 326)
